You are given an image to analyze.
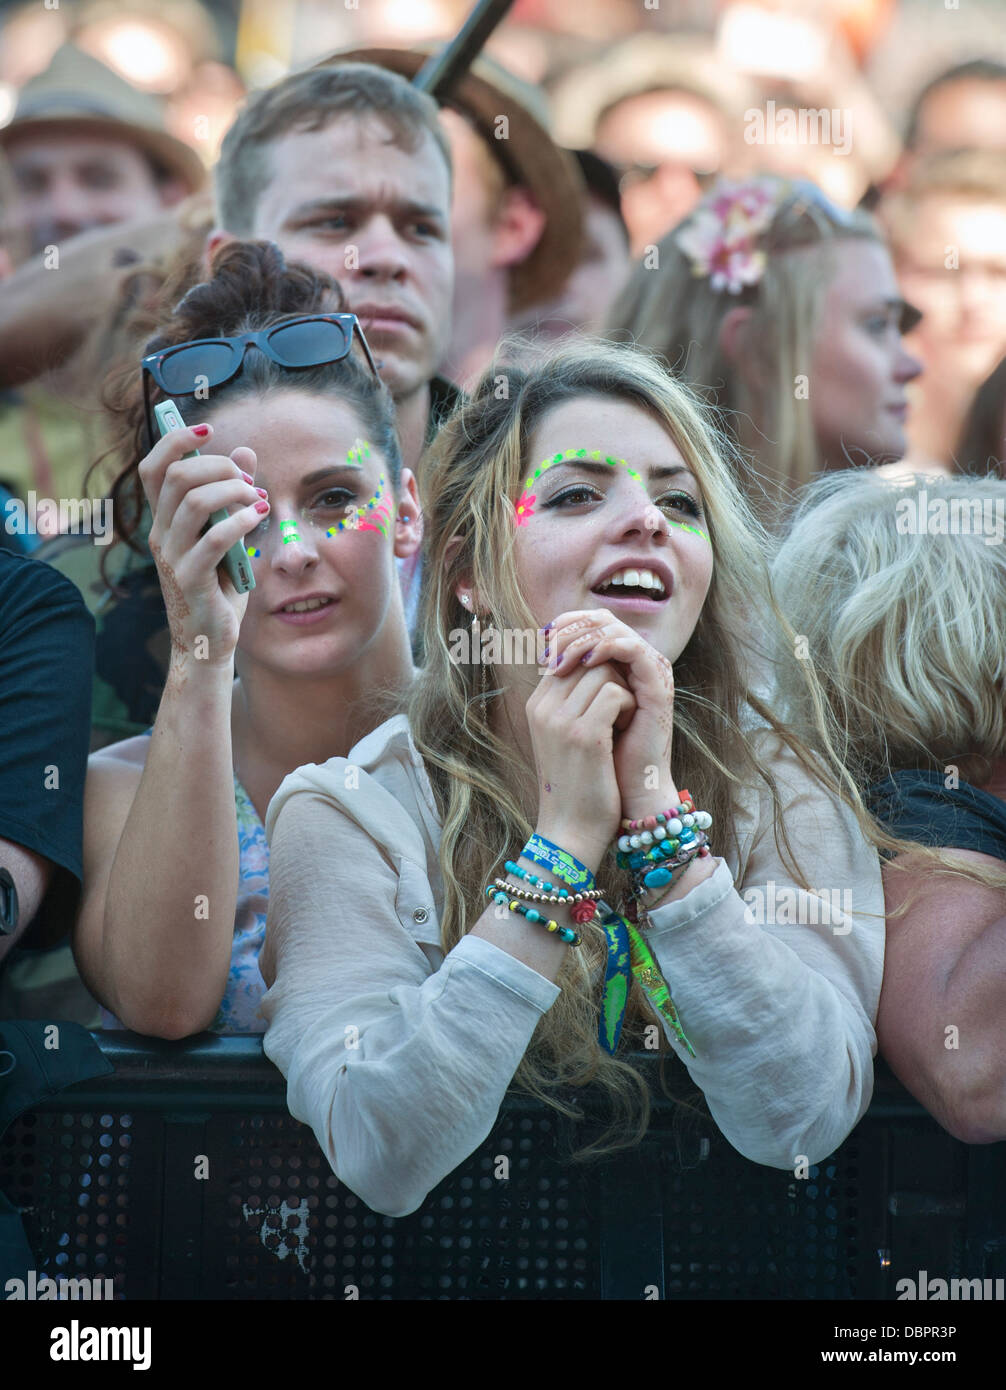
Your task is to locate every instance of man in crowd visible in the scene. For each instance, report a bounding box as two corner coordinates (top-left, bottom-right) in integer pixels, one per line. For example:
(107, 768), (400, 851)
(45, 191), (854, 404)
(331, 48), (585, 387)
(877, 149), (1006, 472)
(510, 150), (632, 342)
(0, 45), (206, 513)
(900, 59), (1006, 165)
(0, 550), (95, 1021)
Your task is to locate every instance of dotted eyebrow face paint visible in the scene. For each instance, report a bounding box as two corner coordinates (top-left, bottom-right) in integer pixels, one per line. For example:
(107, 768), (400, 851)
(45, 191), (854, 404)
(242, 443), (393, 557)
(325, 474), (392, 538)
(514, 446), (711, 544)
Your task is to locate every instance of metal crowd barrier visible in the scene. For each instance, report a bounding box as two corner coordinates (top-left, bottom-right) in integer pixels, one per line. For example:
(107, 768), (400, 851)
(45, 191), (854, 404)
(1, 1032), (1003, 1300)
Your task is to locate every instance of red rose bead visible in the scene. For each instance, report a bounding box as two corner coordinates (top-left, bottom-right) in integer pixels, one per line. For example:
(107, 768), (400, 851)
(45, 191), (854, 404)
(570, 900), (596, 924)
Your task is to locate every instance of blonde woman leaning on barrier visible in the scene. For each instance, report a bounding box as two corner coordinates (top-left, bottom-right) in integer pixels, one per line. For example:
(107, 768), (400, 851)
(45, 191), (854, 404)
(258, 341), (921, 1218)
(606, 176), (922, 527)
(771, 471), (1006, 1143)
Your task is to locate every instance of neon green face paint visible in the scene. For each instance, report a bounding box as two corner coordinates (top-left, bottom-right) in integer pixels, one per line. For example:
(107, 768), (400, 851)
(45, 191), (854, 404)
(514, 446), (710, 544)
(279, 519), (301, 545)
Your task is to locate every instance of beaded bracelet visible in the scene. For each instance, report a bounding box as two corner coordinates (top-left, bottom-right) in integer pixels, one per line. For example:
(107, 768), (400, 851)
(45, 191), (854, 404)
(616, 825), (704, 869)
(492, 879), (600, 925)
(616, 832), (688, 870)
(620, 790), (703, 832)
(617, 804), (712, 853)
(503, 862), (602, 901)
(520, 834), (595, 891)
(631, 835), (711, 895)
(486, 887), (581, 945)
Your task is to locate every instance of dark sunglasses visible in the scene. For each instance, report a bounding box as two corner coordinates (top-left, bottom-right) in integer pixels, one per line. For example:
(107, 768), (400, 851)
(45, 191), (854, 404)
(141, 313), (379, 449)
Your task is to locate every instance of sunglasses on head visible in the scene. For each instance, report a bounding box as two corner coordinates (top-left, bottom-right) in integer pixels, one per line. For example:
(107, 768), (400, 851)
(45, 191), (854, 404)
(141, 313), (379, 449)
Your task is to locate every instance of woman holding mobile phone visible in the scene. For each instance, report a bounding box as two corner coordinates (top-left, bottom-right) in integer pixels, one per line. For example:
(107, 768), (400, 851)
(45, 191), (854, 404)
(73, 240), (421, 1037)
(260, 340), (911, 1217)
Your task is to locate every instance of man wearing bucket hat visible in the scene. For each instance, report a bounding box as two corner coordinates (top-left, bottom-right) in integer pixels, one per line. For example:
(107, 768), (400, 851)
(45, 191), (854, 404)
(0, 43), (205, 257)
(328, 47), (585, 385)
(0, 45), (206, 522)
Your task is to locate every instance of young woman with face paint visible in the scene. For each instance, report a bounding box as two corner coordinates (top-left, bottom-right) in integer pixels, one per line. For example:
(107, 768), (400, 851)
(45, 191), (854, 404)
(260, 340), (912, 1218)
(73, 242), (421, 1037)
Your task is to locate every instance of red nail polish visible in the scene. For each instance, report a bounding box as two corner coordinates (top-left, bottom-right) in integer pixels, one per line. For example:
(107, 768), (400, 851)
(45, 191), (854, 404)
(192, 424), (210, 438)
(256, 487), (268, 498)
(241, 471), (254, 484)
(254, 500), (270, 513)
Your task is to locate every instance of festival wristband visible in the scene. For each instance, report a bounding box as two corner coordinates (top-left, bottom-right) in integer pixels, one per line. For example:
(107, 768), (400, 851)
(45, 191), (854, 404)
(520, 835), (595, 890)
(598, 910), (632, 1055)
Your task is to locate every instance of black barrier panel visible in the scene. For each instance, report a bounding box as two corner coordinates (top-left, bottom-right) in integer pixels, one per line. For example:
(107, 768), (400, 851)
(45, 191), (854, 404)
(1, 1034), (1004, 1300)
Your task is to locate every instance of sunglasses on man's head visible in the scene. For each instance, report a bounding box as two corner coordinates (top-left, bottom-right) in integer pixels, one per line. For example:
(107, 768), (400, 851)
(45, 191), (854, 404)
(140, 313), (379, 449)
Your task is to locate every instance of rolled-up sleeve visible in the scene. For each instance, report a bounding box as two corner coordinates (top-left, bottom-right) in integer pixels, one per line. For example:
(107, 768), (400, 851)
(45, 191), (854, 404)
(262, 789), (560, 1217)
(643, 737), (885, 1169)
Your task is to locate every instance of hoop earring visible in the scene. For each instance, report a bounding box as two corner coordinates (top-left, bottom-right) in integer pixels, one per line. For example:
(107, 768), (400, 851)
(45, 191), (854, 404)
(472, 613), (487, 723)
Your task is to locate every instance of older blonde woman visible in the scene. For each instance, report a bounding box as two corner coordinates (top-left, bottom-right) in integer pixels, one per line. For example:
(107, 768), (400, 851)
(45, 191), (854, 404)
(772, 470), (1006, 1143)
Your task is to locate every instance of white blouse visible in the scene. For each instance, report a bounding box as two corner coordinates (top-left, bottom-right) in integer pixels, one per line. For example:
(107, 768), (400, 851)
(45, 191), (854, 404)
(261, 714), (885, 1217)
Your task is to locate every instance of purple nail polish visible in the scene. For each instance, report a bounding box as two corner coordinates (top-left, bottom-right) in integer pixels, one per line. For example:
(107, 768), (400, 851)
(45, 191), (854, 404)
(580, 649), (594, 664)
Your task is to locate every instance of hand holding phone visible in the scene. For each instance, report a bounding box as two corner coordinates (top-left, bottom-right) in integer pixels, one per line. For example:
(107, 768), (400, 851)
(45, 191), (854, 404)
(153, 400), (256, 594)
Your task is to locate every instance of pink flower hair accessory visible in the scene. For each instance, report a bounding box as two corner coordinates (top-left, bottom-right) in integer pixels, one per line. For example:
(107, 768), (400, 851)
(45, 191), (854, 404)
(675, 177), (781, 295)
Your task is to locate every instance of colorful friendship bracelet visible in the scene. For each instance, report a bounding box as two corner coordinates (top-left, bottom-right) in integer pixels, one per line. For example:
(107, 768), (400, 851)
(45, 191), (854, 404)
(486, 887), (581, 946)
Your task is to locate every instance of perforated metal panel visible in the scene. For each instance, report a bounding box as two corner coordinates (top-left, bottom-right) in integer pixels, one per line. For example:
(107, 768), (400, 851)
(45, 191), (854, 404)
(1, 1038), (998, 1301)
(0, 1109), (158, 1300)
(205, 1107), (601, 1299)
(659, 1140), (858, 1299)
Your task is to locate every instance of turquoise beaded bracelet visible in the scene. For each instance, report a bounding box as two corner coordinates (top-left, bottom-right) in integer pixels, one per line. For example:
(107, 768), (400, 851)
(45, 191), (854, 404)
(486, 887), (581, 946)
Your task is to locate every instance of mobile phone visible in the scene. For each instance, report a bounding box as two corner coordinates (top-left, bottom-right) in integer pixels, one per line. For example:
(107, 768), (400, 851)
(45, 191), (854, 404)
(153, 399), (256, 594)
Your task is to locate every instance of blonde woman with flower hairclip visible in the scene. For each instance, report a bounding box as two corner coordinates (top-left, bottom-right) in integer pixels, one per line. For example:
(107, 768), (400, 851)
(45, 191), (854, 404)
(607, 176), (923, 527)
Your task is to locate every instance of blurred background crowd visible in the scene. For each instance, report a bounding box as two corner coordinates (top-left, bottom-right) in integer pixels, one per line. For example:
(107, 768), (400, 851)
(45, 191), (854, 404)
(2, 0), (1006, 540)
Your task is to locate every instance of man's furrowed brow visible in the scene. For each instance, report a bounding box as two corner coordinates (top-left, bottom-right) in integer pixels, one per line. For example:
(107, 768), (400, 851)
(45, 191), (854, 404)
(286, 195), (445, 223)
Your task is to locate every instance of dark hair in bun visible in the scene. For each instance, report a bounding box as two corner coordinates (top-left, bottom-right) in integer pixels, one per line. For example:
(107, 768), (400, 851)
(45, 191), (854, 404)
(99, 239), (400, 575)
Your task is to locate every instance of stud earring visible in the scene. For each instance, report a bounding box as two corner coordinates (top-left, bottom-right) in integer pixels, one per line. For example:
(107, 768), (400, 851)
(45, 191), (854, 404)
(460, 594), (472, 609)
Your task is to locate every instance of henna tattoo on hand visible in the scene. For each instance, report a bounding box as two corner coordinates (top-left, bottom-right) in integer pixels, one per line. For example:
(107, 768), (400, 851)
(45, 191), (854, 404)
(150, 538), (192, 655)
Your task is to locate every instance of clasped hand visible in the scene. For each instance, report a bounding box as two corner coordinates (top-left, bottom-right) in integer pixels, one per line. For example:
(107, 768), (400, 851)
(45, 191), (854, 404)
(525, 609), (680, 872)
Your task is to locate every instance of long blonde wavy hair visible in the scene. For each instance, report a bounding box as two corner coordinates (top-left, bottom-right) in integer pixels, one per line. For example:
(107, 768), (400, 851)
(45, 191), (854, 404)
(606, 177), (888, 525)
(406, 339), (921, 1157)
(771, 471), (1006, 858)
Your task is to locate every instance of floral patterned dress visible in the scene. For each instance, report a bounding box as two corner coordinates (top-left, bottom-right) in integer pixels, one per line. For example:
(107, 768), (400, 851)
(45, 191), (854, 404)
(100, 744), (270, 1034)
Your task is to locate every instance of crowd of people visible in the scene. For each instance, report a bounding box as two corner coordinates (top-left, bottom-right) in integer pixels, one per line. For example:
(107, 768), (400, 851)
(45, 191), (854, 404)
(0, 23), (1004, 1223)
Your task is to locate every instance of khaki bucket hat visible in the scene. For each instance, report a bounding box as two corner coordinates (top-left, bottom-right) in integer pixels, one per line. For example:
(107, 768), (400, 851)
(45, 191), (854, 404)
(0, 43), (206, 193)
